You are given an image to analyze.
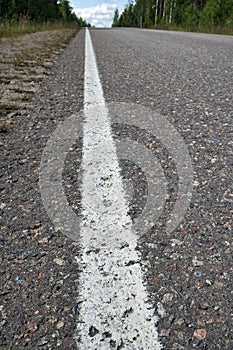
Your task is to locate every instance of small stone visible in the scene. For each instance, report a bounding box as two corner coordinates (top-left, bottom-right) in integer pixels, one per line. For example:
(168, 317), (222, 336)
(162, 293), (174, 303)
(89, 325), (99, 337)
(26, 322), (38, 333)
(193, 328), (207, 340)
(23, 338), (30, 345)
(38, 337), (48, 346)
(205, 279), (212, 285)
(157, 302), (167, 318)
(175, 318), (184, 326)
(56, 321), (64, 329)
(7, 112), (17, 118)
(200, 302), (210, 310)
(160, 329), (170, 337)
(194, 271), (202, 277)
(192, 257), (204, 267)
(29, 223), (41, 230)
(170, 239), (183, 246)
(15, 276), (26, 285)
(213, 281), (225, 288)
(53, 258), (64, 266)
(38, 237), (48, 244)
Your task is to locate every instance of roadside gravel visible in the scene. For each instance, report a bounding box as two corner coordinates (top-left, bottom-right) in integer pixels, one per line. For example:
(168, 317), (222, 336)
(0, 29), (84, 349)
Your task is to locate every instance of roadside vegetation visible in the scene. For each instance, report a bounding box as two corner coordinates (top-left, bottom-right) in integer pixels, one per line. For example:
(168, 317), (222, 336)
(0, 28), (78, 133)
(0, 0), (91, 37)
(0, 1), (91, 132)
(112, 0), (233, 35)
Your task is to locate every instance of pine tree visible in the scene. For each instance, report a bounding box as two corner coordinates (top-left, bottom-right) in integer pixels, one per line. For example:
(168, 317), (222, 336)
(112, 8), (119, 27)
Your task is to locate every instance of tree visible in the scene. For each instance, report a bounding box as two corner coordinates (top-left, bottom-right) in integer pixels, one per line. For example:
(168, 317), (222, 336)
(200, 0), (233, 26)
(59, 0), (73, 22)
(200, 0), (220, 25)
(0, 0), (16, 19)
(77, 16), (91, 27)
(112, 8), (119, 27)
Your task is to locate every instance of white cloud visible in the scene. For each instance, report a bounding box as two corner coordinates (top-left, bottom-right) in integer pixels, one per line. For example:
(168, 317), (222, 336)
(74, 3), (118, 28)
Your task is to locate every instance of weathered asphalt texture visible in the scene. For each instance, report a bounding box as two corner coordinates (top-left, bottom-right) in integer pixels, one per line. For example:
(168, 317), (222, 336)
(1, 28), (233, 349)
(91, 28), (233, 350)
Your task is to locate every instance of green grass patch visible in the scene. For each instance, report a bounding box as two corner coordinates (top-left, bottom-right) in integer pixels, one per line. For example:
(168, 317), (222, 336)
(152, 23), (233, 35)
(0, 20), (79, 38)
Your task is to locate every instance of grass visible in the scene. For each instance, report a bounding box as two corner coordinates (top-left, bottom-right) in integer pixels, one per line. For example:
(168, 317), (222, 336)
(0, 19), (79, 38)
(152, 24), (233, 35)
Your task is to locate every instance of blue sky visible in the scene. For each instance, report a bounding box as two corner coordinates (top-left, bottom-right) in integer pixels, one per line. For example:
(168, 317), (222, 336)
(70, 1), (128, 28)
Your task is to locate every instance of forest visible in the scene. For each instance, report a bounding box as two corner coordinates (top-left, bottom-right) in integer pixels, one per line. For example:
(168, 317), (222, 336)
(0, 0), (90, 27)
(112, 0), (233, 32)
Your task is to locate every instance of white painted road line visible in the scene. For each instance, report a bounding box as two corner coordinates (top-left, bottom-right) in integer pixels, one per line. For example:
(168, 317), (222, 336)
(76, 28), (162, 349)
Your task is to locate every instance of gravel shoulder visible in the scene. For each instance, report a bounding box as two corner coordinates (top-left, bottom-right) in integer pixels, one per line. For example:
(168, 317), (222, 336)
(0, 28), (85, 349)
(0, 29), (78, 130)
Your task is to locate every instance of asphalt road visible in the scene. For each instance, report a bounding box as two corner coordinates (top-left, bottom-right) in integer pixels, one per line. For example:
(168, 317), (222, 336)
(1, 28), (233, 350)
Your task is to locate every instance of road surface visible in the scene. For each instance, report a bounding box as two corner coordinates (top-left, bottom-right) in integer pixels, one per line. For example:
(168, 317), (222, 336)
(1, 28), (232, 349)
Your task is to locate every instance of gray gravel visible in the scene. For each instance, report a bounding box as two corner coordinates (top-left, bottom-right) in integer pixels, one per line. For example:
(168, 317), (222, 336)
(1, 28), (233, 349)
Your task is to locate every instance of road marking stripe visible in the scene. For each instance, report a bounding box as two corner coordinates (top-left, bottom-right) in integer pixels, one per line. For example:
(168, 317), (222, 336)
(76, 28), (162, 349)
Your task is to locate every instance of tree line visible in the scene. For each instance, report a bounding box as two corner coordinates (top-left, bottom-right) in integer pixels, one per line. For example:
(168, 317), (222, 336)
(112, 0), (233, 30)
(0, 0), (91, 26)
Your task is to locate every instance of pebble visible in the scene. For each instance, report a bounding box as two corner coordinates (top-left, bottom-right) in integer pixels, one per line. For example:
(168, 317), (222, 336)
(26, 322), (38, 333)
(53, 258), (64, 266)
(193, 328), (207, 340)
(38, 338), (48, 346)
(194, 271), (202, 277)
(160, 329), (170, 337)
(162, 293), (174, 303)
(157, 302), (167, 318)
(192, 257), (204, 267)
(7, 112), (17, 118)
(170, 239), (183, 246)
(56, 321), (65, 329)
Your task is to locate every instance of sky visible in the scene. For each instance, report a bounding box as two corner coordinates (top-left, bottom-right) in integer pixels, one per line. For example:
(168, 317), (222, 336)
(70, 1), (128, 28)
